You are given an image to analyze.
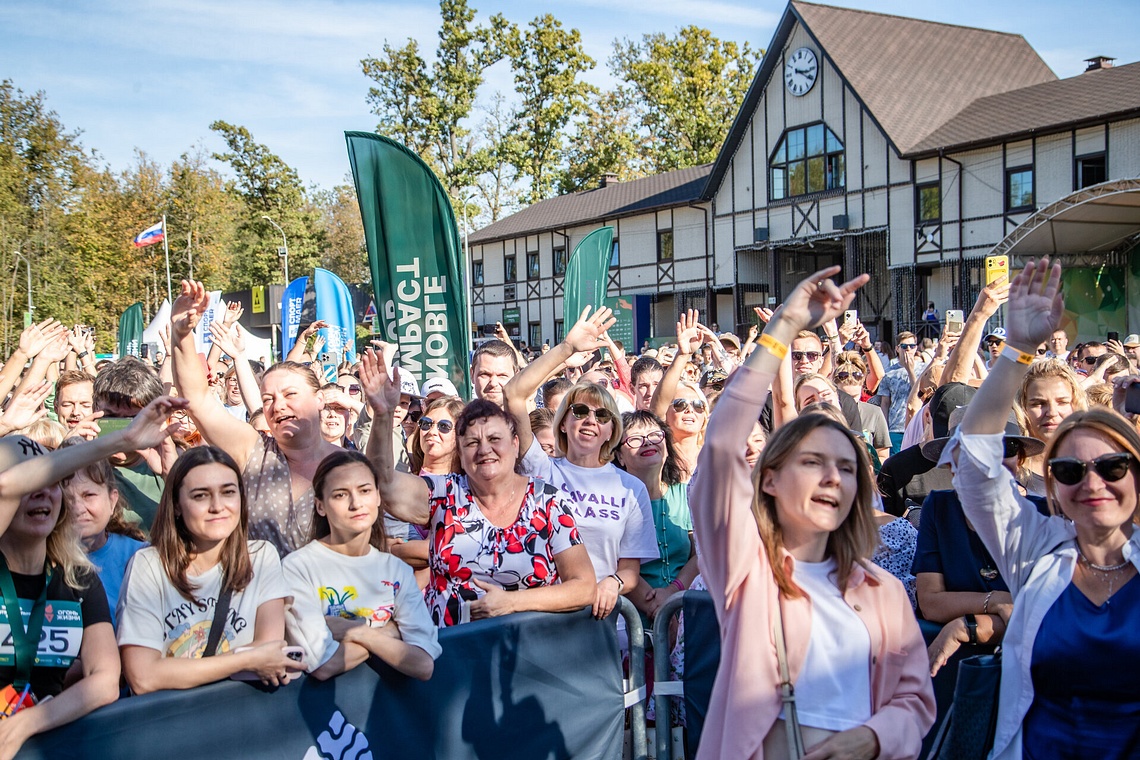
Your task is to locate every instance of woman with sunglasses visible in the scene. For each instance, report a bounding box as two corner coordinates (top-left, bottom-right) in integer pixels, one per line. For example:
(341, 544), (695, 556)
(651, 310), (711, 478)
(1015, 359), (1089, 497)
(505, 309), (659, 621)
(361, 351), (595, 628)
(614, 412), (699, 621)
(950, 258), (1140, 760)
(832, 363), (891, 465)
(692, 266), (934, 760)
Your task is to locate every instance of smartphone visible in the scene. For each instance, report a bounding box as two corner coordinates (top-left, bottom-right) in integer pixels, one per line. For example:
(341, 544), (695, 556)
(985, 256), (1009, 286)
(1127, 385), (1140, 415)
(946, 309), (964, 334)
(96, 417), (132, 437)
(1108, 331), (1120, 343)
(844, 310), (858, 327)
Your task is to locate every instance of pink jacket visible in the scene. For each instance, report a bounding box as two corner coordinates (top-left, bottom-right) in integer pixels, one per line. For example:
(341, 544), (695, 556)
(690, 365), (935, 760)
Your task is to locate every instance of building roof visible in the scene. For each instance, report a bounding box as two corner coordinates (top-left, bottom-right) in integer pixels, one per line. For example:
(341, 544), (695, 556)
(909, 61), (1140, 155)
(468, 165), (711, 246)
(703, 1), (1056, 198)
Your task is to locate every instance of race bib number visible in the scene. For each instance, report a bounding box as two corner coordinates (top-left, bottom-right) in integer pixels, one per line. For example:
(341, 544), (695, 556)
(0, 600), (83, 668)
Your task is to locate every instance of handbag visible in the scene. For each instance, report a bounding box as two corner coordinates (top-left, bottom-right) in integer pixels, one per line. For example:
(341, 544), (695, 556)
(773, 593), (807, 759)
(928, 652), (1002, 760)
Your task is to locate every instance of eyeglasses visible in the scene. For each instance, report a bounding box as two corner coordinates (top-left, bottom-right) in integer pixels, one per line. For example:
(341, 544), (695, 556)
(568, 403), (615, 424)
(791, 351), (822, 362)
(671, 398), (708, 414)
(623, 430), (665, 449)
(897, 343), (917, 351)
(834, 370), (865, 383)
(418, 417), (454, 434)
(1048, 453), (1134, 486)
(1082, 356), (1101, 366)
(338, 384), (361, 395)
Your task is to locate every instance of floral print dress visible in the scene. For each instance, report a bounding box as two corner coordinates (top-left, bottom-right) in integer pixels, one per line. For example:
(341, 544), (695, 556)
(422, 474), (583, 627)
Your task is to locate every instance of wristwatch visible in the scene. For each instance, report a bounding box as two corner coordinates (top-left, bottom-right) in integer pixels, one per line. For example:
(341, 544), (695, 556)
(964, 614), (978, 645)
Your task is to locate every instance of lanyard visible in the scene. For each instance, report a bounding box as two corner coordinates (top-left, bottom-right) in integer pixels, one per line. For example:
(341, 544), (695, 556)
(0, 555), (52, 689)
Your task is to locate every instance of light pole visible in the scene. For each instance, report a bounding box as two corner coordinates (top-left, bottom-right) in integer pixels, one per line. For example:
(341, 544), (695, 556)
(12, 251), (32, 322)
(458, 192), (475, 340)
(261, 216), (289, 284)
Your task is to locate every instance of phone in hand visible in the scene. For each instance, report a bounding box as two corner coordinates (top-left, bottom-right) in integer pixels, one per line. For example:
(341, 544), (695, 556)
(96, 417), (132, 437)
(946, 309), (964, 334)
(985, 256), (1009, 286)
(1107, 331), (1120, 343)
(844, 310), (858, 327)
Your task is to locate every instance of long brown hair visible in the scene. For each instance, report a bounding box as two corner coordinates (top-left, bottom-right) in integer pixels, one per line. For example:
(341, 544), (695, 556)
(410, 396), (464, 474)
(310, 450), (387, 550)
(151, 447), (253, 601)
(1043, 408), (1140, 522)
(752, 414), (878, 597)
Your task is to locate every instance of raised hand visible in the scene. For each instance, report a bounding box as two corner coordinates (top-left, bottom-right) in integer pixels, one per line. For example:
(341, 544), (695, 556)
(222, 301), (244, 326)
(0, 380), (51, 433)
(311, 334), (326, 357)
(753, 306), (775, 324)
(41, 334), (71, 363)
(494, 321), (511, 344)
(563, 306), (616, 354)
(19, 318), (67, 359)
(120, 396), (190, 452)
(777, 266), (869, 334)
(67, 326), (87, 356)
(208, 320), (246, 359)
(359, 348), (403, 417)
(62, 411), (104, 442)
(1006, 258), (1063, 350)
(676, 310), (702, 356)
(300, 320), (328, 340)
(974, 274), (1011, 319)
(171, 280), (211, 342)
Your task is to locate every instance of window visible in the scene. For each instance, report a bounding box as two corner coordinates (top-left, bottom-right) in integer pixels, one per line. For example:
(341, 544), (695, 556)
(610, 239), (620, 268)
(916, 182), (941, 223)
(770, 123), (845, 201)
(1006, 167), (1034, 211)
(1076, 153), (1106, 189)
(527, 251), (540, 280)
(529, 322), (542, 347)
(505, 255), (517, 282)
(472, 260), (484, 286)
(657, 229), (674, 261)
(554, 319), (564, 343)
(553, 246), (567, 276)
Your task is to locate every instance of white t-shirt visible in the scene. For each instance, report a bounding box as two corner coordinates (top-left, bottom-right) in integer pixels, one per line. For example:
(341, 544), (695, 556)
(781, 557), (873, 731)
(117, 540), (289, 658)
(282, 540), (441, 670)
(520, 438), (658, 580)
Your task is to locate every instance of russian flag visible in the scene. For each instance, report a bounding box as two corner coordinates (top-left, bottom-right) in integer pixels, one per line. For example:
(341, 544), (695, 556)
(133, 221), (165, 248)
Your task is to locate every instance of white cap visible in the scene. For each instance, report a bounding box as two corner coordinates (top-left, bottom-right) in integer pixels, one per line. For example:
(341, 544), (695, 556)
(421, 377), (460, 399)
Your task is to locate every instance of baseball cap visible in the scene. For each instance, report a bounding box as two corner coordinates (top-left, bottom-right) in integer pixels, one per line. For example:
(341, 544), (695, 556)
(421, 377), (460, 399)
(1124, 334), (1140, 348)
(718, 333), (741, 351)
(984, 327), (1007, 342)
(398, 371), (421, 398)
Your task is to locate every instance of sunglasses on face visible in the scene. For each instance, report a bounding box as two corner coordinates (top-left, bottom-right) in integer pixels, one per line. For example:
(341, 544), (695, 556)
(623, 430), (666, 450)
(791, 351), (822, 362)
(1048, 452), (1134, 486)
(407, 410), (422, 423)
(671, 398), (708, 414)
(569, 403), (615, 424)
(1035, 347), (1048, 355)
(418, 417), (454, 434)
(984, 340), (1003, 348)
(1082, 356), (1101, 366)
(834, 370), (865, 383)
(897, 343), (917, 351)
(339, 384), (361, 395)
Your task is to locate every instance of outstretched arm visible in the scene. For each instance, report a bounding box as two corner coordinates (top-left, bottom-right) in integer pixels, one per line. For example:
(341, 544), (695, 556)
(650, 310), (702, 419)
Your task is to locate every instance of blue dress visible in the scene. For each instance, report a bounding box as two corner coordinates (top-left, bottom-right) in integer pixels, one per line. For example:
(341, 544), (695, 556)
(1024, 574), (1140, 759)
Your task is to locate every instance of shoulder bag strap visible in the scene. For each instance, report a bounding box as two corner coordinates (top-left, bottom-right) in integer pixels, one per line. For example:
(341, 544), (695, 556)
(203, 583), (234, 658)
(0, 555), (52, 689)
(773, 592), (806, 759)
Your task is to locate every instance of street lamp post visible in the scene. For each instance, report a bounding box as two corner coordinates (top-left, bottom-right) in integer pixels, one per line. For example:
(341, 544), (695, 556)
(261, 216), (289, 284)
(13, 251), (32, 322)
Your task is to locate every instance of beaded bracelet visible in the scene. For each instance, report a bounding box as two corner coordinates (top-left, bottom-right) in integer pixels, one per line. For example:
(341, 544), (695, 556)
(757, 333), (788, 360)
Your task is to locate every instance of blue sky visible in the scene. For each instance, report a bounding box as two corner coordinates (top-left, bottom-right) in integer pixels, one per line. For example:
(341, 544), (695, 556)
(3, 0), (1138, 191)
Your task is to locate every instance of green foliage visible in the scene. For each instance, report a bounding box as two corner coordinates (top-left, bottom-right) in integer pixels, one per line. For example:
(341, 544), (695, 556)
(610, 26), (762, 172)
(557, 90), (646, 195)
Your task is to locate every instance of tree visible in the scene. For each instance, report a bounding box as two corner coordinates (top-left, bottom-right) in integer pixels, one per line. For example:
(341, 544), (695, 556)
(469, 92), (521, 225)
(209, 120), (323, 288)
(164, 145), (240, 290)
(360, 0), (509, 198)
(503, 15), (596, 204)
(610, 26), (761, 171)
(315, 183), (368, 285)
(557, 90), (646, 195)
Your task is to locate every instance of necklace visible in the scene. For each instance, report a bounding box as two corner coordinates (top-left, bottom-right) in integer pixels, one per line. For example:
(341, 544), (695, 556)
(1077, 547), (1130, 572)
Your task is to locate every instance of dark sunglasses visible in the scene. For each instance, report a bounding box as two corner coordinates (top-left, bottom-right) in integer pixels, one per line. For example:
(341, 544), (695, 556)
(791, 351), (822, 362)
(407, 410), (422, 423)
(1082, 356), (1101, 366)
(1035, 347), (1047, 356)
(897, 343), (917, 350)
(671, 398), (708, 414)
(1048, 452), (1134, 486)
(418, 417), (454, 434)
(834, 370), (865, 383)
(623, 430), (665, 449)
(569, 403), (615, 424)
(984, 339), (1004, 347)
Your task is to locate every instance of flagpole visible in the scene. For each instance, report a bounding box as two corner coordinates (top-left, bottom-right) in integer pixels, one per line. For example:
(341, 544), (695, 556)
(162, 214), (173, 304)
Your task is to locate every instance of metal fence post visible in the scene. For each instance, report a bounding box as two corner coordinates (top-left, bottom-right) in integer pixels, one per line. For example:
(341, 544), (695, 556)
(617, 596), (648, 760)
(650, 592), (687, 760)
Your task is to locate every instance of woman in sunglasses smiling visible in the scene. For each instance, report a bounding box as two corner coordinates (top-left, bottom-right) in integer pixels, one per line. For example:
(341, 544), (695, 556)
(506, 308), (659, 621)
(949, 257), (1140, 760)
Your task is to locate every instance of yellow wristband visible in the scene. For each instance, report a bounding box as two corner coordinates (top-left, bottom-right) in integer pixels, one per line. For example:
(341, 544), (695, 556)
(1001, 345), (1034, 366)
(757, 333), (789, 360)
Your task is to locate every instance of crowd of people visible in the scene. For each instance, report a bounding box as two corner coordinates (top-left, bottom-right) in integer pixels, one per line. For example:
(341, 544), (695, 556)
(0, 259), (1136, 759)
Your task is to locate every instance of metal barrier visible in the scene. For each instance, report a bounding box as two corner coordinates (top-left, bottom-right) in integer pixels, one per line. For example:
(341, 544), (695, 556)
(651, 592), (687, 760)
(619, 595), (649, 760)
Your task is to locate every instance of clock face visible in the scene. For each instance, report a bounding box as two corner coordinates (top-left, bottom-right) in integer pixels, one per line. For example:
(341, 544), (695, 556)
(784, 47), (818, 96)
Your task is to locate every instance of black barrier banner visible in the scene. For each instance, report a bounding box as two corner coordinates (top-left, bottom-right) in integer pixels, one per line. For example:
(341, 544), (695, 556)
(17, 608), (624, 760)
(681, 591), (721, 759)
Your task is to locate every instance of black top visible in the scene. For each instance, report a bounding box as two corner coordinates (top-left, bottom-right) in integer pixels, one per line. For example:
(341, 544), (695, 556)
(0, 565), (111, 698)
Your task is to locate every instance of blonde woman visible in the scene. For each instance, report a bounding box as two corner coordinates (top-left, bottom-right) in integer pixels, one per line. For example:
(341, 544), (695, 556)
(1015, 359), (1089, 495)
